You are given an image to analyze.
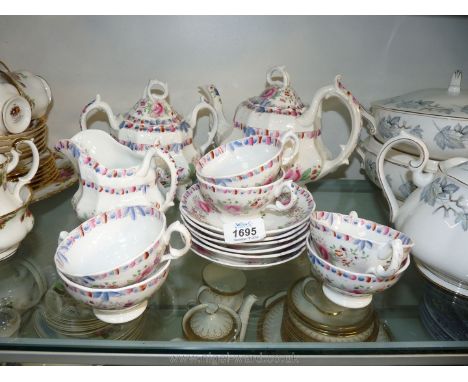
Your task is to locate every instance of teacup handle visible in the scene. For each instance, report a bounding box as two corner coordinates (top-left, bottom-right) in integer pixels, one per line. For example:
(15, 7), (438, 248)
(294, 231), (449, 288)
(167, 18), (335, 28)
(79, 94), (120, 132)
(366, 239), (404, 277)
(187, 99), (219, 155)
(160, 221), (192, 261)
(264, 180), (297, 212)
(279, 131), (300, 167)
(12, 139), (39, 202)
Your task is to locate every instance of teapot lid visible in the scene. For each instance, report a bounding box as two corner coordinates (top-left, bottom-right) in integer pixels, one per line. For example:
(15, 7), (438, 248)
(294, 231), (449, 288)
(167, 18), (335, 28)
(183, 303), (240, 341)
(441, 158), (468, 185)
(241, 66), (306, 117)
(120, 80), (187, 131)
(373, 71), (468, 119)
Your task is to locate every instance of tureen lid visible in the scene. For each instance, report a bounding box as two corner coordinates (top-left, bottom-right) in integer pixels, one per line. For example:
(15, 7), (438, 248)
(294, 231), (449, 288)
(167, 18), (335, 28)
(441, 158), (468, 185)
(120, 80), (187, 130)
(183, 303), (240, 341)
(373, 71), (468, 119)
(202, 263), (246, 295)
(240, 66), (306, 116)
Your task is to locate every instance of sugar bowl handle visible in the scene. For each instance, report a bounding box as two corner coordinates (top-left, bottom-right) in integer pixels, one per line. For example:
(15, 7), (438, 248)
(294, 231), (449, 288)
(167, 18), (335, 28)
(160, 221), (192, 261)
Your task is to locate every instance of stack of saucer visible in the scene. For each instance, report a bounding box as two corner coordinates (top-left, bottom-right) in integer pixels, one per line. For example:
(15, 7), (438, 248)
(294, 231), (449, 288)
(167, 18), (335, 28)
(180, 183), (315, 270)
(180, 134), (315, 270)
(258, 277), (387, 343)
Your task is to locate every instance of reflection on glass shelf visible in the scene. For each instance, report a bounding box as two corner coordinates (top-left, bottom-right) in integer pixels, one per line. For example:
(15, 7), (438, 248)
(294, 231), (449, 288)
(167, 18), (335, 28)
(0, 180), (466, 355)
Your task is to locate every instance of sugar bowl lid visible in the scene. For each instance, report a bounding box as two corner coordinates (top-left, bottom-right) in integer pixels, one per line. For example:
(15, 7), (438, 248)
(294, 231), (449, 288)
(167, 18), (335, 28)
(121, 80), (185, 129)
(373, 70), (468, 119)
(183, 303), (241, 342)
(240, 66), (306, 117)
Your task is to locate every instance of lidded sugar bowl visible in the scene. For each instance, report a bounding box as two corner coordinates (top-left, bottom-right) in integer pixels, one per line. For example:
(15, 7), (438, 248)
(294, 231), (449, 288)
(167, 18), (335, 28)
(80, 80), (218, 191)
(201, 66), (368, 183)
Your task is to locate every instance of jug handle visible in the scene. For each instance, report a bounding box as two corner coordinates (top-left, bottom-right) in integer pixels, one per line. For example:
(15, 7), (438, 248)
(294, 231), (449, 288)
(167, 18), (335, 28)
(376, 132), (432, 223)
(160, 221), (192, 262)
(298, 76), (363, 179)
(79, 94), (120, 132)
(138, 147), (179, 213)
(187, 99), (219, 155)
(12, 139), (39, 202)
(5, 145), (20, 174)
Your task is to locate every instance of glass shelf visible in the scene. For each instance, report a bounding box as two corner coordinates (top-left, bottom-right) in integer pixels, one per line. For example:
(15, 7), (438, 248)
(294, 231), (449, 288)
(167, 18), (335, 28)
(0, 179), (467, 365)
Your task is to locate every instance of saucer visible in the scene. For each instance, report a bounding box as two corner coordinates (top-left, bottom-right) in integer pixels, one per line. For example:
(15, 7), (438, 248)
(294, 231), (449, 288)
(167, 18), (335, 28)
(191, 244), (305, 270)
(180, 183), (315, 235)
(181, 213), (309, 244)
(31, 152), (78, 204)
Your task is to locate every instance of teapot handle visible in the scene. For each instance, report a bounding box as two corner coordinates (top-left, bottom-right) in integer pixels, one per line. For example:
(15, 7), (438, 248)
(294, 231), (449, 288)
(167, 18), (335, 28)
(138, 147), (179, 213)
(5, 145), (20, 174)
(12, 139), (39, 202)
(298, 76), (363, 179)
(187, 100), (219, 155)
(376, 132), (432, 223)
(144, 80), (169, 101)
(160, 221), (192, 262)
(79, 94), (120, 132)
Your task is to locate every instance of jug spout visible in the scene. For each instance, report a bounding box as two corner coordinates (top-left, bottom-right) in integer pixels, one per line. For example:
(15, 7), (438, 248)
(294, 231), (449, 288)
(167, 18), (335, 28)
(199, 85), (232, 145)
(237, 294), (258, 342)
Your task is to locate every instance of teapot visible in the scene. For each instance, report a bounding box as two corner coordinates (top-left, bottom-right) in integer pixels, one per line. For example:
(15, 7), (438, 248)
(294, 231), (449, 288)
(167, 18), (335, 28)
(376, 132), (468, 296)
(200, 66), (368, 183)
(0, 139), (39, 216)
(79, 80), (218, 193)
(182, 294), (258, 342)
(55, 129), (178, 221)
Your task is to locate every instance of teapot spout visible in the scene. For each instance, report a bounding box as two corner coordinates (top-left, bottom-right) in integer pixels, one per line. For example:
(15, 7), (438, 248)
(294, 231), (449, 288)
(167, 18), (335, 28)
(237, 294), (258, 342)
(199, 85), (232, 145)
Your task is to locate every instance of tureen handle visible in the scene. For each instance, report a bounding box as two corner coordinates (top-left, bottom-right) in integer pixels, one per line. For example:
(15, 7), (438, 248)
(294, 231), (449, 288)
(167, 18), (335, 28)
(376, 132), (432, 223)
(79, 94), (120, 132)
(297, 75), (364, 179)
(11, 139), (39, 203)
(266, 66), (290, 89)
(187, 99), (219, 155)
(138, 147), (179, 213)
(144, 80), (169, 101)
(160, 221), (192, 261)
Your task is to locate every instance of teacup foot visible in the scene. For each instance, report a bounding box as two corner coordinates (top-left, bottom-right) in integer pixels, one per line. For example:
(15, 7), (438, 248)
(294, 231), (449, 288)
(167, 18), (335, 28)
(322, 284), (373, 309)
(93, 300), (148, 324)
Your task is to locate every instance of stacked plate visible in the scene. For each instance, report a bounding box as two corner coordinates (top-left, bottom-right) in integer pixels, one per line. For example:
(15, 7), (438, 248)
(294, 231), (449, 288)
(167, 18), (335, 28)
(33, 281), (145, 340)
(180, 183), (316, 270)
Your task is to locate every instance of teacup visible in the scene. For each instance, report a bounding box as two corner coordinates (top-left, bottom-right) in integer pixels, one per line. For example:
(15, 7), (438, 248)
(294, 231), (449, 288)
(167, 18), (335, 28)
(306, 235), (410, 309)
(55, 205), (191, 288)
(0, 81), (32, 134)
(196, 133), (299, 187)
(197, 169), (298, 220)
(309, 211), (413, 277)
(57, 260), (171, 324)
(10, 70), (52, 120)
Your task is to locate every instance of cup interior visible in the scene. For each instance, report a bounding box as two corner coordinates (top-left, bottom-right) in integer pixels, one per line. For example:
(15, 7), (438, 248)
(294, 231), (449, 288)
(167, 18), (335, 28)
(198, 136), (281, 178)
(57, 209), (165, 276)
